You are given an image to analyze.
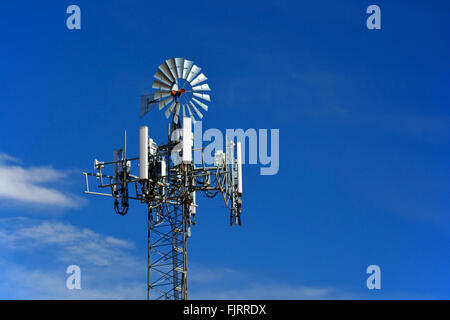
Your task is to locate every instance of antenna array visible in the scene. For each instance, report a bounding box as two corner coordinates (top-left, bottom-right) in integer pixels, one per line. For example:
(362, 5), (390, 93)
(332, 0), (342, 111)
(82, 58), (243, 300)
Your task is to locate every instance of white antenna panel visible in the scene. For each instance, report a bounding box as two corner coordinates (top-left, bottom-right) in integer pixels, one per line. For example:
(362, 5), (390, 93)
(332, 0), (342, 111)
(190, 191), (196, 214)
(149, 138), (157, 156)
(236, 142), (243, 194)
(160, 159), (166, 177)
(214, 150), (225, 167)
(139, 126), (149, 179)
(182, 117), (193, 163)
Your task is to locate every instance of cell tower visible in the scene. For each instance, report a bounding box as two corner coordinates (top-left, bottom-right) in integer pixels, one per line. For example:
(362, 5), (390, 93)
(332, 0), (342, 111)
(82, 57), (243, 300)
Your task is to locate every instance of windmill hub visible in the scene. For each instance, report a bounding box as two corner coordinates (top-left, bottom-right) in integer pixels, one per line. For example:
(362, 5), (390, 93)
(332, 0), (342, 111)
(171, 83), (187, 98)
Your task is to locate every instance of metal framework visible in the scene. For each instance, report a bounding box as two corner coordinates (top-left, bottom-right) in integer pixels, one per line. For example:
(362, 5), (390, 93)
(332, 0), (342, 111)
(82, 117), (242, 300)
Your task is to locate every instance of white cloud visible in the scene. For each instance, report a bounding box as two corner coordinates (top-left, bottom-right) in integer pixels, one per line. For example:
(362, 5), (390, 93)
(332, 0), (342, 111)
(188, 265), (342, 299)
(0, 153), (81, 208)
(0, 217), (137, 267)
(0, 262), (144, 299)
(0, 217), (145, 299)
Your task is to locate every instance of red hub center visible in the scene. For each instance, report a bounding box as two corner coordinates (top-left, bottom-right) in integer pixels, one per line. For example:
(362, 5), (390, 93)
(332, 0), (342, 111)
(171, 88), (186, 97)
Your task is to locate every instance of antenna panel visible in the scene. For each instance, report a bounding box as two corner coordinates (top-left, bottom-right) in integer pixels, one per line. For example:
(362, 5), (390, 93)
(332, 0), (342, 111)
(149, 138), (157, 156)
(190, 191), (196, 215)
(214, 150), (225, 167)
(139, 126), (149, 179)
(182, 117), (193, 163)
(236, 142), (243, 194)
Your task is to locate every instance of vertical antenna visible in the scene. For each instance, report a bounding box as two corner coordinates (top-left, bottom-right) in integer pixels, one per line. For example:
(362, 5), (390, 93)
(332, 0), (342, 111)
(236, 142), (242, 194)
(124, 130), (127, 160)
(168, 123), (171, 138)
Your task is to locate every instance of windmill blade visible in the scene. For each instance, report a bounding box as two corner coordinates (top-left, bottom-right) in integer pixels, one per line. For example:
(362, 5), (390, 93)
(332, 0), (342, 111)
(190, 73), (208, 87)
(182, 104), (186, 119)
(159, 97), (174, 111)
(193, 92), (211, 102)
(192, 83), (211, 92)
(186, 65), (201, 83)
(192, 97), (209, 112)
(165, 101), (177, 119)
(189, 101), (203, 119)
(154, 70), (172, 86)
(166, 58), (178, 80)
(159, 62), (175, 82)
(182, 60), (194, 79)
(175, 58), (184, 80)
(140, 94), (157, 118)
(186, 103), (195, 122)
(154, 91), (171, 100)
(152, 80), (171, 91)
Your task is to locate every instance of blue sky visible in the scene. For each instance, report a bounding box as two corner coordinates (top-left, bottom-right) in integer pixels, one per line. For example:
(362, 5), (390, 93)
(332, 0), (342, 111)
(0, 0), (449, 299)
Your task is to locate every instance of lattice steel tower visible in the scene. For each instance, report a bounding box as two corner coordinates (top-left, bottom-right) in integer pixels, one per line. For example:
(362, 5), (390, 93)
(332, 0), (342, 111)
(82, 58), (243, 300)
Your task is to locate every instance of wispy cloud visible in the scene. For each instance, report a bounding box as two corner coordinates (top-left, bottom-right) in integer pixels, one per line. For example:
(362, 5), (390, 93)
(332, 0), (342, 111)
(0, 217), (138, 268)
(0, 217), (145, 299)
(0, 153), (81, 209)
(189, 265), (234, 283)
(0, 154), (21, 163)
(0, 261), (144, 300)
(188, 265), (346, 300)
(190, 282), (339, 300)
